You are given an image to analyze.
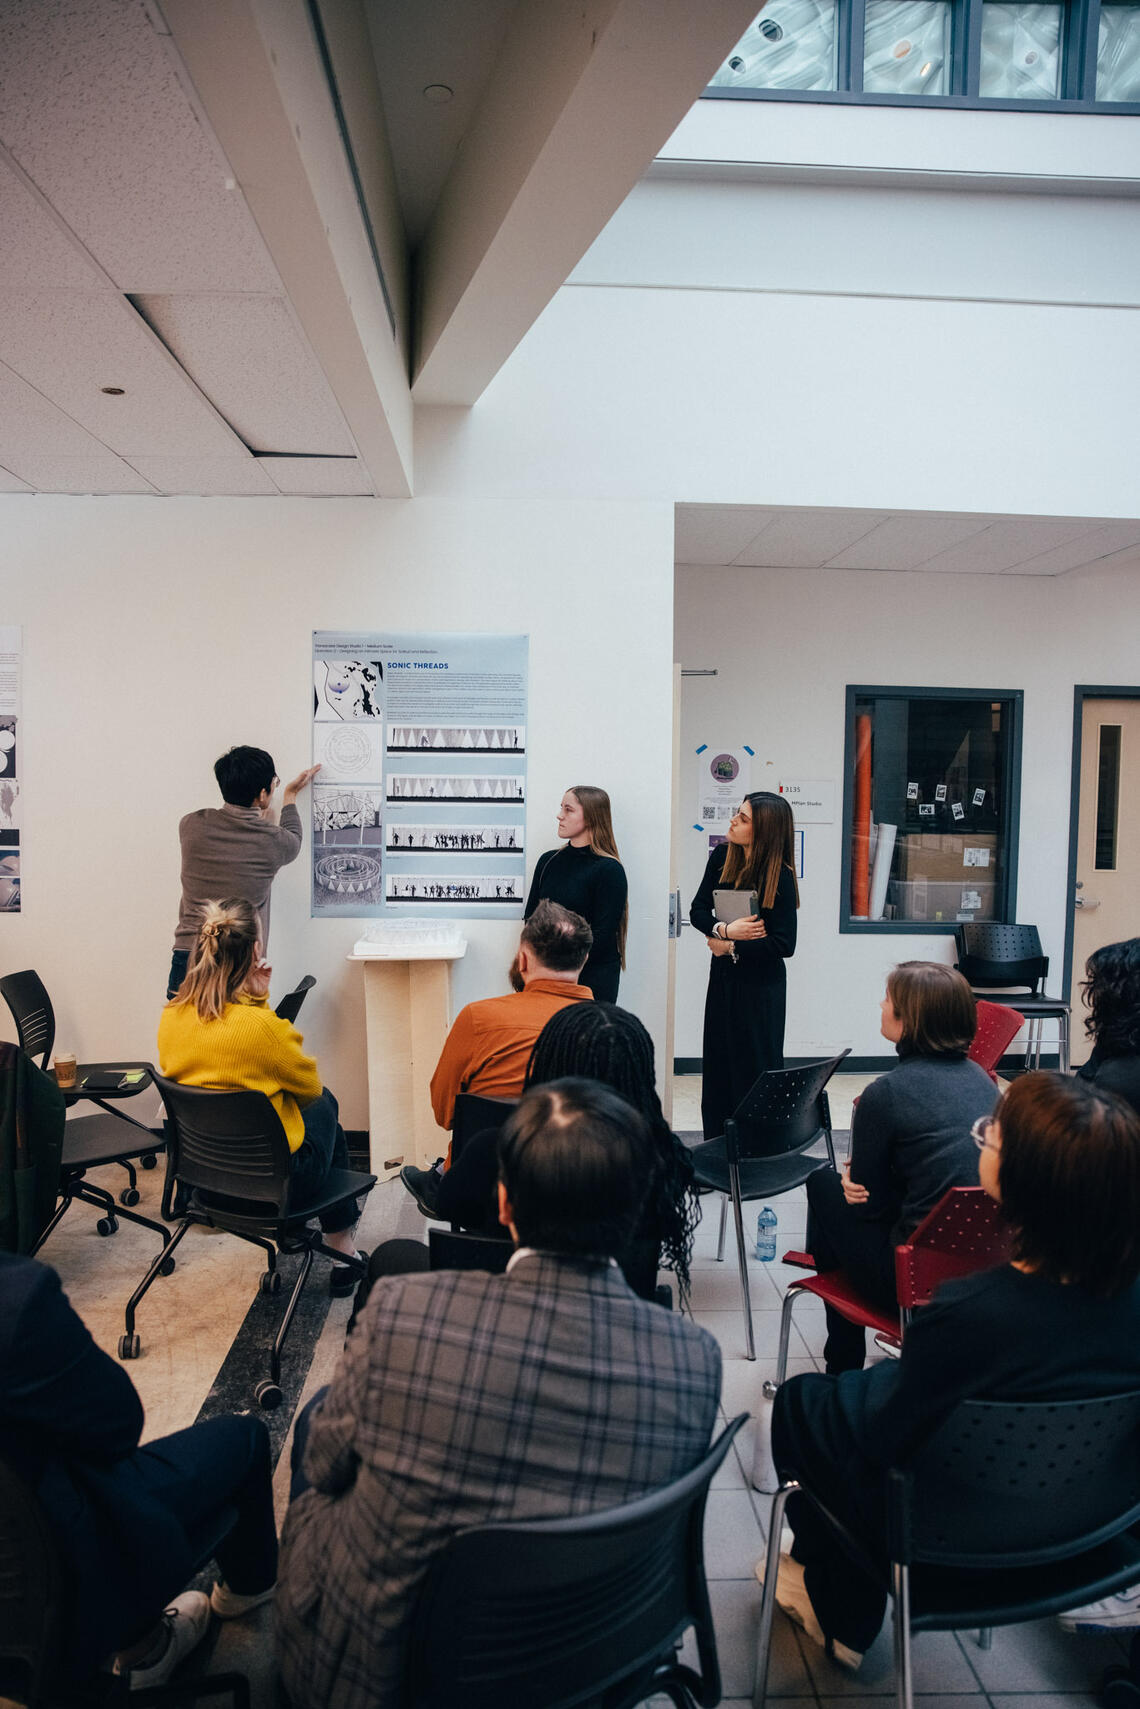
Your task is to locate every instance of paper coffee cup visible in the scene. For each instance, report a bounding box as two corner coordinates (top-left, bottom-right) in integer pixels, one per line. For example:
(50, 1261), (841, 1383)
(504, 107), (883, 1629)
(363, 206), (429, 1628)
(54, 1054), (77, 1088)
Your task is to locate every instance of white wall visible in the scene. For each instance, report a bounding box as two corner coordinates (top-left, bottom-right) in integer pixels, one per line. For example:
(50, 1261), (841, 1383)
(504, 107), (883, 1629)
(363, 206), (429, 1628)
(0, 495), (675, 1128)
(674, 558), (1140, 1061)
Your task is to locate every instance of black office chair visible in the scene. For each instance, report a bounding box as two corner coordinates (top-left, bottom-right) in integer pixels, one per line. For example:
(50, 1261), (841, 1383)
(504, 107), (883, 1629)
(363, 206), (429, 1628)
(755, 1391), (1140, 1709)
(0, 1457), (250, 1708)
(274, 975), (316, 1027)
(953, 924), (1071, 1073)
(402, 1413), (747, 1709)
(125, 1077), (376, 1408)
(428, 1226), (511, 1273)
(689, 1051), (850, 1360)
(450, 1091), (516, 1168)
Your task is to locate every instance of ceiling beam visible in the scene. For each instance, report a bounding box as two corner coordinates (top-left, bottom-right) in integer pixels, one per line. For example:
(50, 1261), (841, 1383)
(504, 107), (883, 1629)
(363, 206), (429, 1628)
(410, 0), (758, 407)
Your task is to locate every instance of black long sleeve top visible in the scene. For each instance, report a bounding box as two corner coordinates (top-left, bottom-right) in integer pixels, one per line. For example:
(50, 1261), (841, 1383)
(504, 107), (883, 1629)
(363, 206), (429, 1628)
(689, 844), (797, 979)
(524, 842), (628, 973)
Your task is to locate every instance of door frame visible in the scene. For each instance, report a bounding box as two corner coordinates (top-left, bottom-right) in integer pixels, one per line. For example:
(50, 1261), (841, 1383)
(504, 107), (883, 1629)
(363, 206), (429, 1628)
(1063, 684), (1140, 1002)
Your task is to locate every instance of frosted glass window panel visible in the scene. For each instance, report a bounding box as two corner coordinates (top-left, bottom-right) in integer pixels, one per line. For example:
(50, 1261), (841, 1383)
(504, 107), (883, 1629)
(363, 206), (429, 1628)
(980, 3), (1063, 95)
(710, 0), (840, 90)
(1098, 4), (1140, 99)
(864, 1), (952, 93)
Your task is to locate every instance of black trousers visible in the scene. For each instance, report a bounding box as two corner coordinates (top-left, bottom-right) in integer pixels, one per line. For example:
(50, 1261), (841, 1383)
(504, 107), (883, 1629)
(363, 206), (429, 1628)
(805, 1167), (898, 1373)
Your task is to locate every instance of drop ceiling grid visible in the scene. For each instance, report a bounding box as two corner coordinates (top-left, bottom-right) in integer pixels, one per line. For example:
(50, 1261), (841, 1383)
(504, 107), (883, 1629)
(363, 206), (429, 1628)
(825, 514), (990, 570)
(127, 455), (278, 497)
(911, 517), (1107, 574)
(2, 450), (155, 494)
(0, 358), (127, 458)
(0, 154), (110, 291)
(732, 508), (891, 566)
(260, 456), (373, 496)
(0, 466), (32, 493)
(673, 504), (783, 564)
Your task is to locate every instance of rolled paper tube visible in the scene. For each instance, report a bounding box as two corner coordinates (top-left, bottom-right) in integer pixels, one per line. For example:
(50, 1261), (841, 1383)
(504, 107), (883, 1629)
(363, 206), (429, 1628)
(852, 713), (872, 916)
(869, 823), (897, 920)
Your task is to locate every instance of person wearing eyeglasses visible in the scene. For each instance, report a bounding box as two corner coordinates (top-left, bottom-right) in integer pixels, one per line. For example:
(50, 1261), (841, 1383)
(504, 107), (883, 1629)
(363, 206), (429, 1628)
(803, 961), (996, 1374)
(761, 1071), (1140, 1674)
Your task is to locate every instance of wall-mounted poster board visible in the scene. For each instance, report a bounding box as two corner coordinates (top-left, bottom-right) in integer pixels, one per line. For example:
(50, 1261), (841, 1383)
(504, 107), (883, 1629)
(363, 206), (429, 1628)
(0, 626), (21, 913)
(312, 631), (528, 918)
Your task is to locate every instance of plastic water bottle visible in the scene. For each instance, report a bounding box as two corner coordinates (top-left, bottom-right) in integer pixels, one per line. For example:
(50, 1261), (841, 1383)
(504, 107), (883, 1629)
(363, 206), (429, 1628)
(755, 1206), (778, 1262)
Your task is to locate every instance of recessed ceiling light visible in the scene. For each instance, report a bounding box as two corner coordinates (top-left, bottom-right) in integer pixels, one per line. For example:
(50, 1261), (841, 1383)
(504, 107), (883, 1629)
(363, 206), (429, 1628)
(100, 386), (126, 396)
(423, 83), (454, 104)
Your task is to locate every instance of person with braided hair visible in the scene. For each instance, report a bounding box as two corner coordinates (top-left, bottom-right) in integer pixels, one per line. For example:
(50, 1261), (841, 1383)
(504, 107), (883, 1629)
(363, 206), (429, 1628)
(158, 898), (366, 1294)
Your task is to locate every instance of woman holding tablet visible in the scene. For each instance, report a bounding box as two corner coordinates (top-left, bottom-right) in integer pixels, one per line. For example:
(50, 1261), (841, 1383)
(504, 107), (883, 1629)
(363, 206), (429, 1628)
(690, 791), (799, 1141)
(524, 786), (628, 1003)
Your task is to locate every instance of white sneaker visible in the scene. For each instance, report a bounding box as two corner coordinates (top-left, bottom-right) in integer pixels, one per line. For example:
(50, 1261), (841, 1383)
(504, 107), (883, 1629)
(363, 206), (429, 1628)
(1058, 1582), (1140, 1632)
(210, 1580), (276, 1619)
(114, 1591), (211, 1689)
(756, 1546), (863, 1673)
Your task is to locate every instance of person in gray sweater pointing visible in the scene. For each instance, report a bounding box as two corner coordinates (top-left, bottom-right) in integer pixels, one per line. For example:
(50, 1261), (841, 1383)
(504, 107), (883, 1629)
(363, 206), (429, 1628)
(167, 746), (318, 999)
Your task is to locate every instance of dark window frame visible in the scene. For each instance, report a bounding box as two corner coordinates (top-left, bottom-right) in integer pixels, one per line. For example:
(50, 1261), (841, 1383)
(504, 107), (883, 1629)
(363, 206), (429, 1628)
(839, 684), (1024, 935)
(704, 0), (1140, 112)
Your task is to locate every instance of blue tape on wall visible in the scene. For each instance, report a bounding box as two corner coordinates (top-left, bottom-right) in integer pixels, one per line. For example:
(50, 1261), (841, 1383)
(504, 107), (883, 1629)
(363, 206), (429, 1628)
(743, 745), (754, 756)
(695, 744), (708, 754)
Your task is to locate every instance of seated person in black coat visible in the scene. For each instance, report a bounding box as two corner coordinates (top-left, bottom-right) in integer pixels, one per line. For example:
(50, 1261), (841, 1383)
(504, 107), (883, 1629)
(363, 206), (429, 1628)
(0, 1255), (277, 1692)
(1075, 935), (1140, 1115)
(805, 961), (996, 1371)
(764, 1073), (1140, 1672)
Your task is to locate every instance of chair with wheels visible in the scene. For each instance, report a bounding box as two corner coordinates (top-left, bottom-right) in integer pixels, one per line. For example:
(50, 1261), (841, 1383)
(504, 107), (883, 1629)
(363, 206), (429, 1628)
(954, 925), (1071, 1073)
(428, 1226), (512, 1273)
(402, 1412), (747, 1709)
(765, 1186), (1012, 1396)
(274, 975), (316, 1027)
(0, 1456), (250, 1708)
(125, 1077), (376, 1409)
(755, 1391), (1140, 1709)
(968, 998), (1026, 1083)
(689, 1051), (850, 1361)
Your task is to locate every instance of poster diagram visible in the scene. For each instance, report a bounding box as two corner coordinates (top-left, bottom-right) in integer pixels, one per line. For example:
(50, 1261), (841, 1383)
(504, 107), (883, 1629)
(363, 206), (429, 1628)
(0, 630), (20, 912)
(696, 745), (752, 854)
(312, 631), (528, 918)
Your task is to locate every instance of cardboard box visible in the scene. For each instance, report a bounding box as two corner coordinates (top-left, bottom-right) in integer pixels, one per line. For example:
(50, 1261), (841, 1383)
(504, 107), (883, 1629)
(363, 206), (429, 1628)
(887, 878), (996, 923)
(896, 832), (998, 884)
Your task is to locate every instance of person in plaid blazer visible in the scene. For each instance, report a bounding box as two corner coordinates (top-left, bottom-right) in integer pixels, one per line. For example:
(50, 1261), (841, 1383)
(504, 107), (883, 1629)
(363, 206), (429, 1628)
(277, 1077), (722, 1709)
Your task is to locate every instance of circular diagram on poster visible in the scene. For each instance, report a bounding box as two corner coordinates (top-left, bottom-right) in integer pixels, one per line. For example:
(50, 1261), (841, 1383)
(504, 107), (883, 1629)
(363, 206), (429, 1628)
(314, 851), (382, 897)
(709, 753), (739, 784)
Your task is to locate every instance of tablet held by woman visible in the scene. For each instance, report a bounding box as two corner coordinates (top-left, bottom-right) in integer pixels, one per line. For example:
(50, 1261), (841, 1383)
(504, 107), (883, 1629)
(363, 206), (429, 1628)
(524, 785), (628, 1003)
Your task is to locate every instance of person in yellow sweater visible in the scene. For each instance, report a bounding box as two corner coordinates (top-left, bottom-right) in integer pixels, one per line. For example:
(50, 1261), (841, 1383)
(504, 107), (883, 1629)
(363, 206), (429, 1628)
(158, 898), (365, 1294)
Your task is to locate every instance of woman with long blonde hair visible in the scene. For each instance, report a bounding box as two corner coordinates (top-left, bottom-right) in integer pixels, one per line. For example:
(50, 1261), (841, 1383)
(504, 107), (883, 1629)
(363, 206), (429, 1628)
(158, 898), (365, 1291)
(689, 791), (800, 1143)
(524, 784), (628, 1002)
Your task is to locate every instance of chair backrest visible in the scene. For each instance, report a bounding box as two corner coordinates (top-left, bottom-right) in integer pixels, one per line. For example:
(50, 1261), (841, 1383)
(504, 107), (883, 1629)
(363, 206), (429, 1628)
(451, 1092), (517, 1166)
(274, 974), (316, 1027)
(0, 1458), (63, 1708)
(968, 999), (1026, 1080)
(955, 923), (1047, 993)
(897, 1391), (1140, 1569)
(0, 970), (54, 1070)
(728, 1051), (851, 1163)
(402, 1414), (746, 1709)
(154, 1074), (294, 1215)
(428, 1227), (512, 1274)
(894, 1187), (1012, 1311)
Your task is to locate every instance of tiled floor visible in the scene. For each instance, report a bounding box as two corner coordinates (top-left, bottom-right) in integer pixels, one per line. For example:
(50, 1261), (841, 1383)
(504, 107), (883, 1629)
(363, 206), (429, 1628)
(36, 1074), (1132, 1706)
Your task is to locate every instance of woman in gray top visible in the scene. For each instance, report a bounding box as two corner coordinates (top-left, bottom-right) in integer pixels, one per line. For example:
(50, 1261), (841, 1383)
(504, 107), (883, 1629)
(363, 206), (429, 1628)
(806, 961), (997, 1372)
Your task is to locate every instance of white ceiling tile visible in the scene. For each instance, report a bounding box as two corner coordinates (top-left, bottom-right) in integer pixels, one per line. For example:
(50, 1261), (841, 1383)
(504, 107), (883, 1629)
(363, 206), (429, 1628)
(918, 519), (1100, 574)
(0, 291), (239, 456)
(674, 504), (778, 565)
(0, 0), (280, 293)
(0, 465), (32, 492)
(827, 515), (989, 570)
(128, 455), (278, 496)
(134, 295), (356, 455)
(0, 359), (117, 457)
(2, 451), (155, 494)
(260, 456), (374, 496)
(0, 155), (107, 289)
(734, 509), (886, 567)
(998, 522), (1140, 575)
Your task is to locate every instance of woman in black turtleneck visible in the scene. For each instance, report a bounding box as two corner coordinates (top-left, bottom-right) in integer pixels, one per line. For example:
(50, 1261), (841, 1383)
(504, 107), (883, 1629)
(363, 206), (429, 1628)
(524, 786), (628, 1003)
(805, 960), (996, 1373)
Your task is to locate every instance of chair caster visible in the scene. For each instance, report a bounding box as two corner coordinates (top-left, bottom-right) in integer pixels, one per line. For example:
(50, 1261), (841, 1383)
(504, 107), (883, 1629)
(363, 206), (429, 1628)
(762, 1379), (779, 1399)
(259, 1269), (282, 1296)
(141, 1153), (158, 1169)
(96, 1216), (118, 1236)
(118, 1333), (141, 1360)
(256, 1381), (283, 1410)
(119, 1187), (141, 1207)
(158, 1255), (176, 1277)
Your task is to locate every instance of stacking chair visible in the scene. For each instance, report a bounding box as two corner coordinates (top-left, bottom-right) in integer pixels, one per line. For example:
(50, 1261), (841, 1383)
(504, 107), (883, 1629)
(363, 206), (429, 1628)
(450, 1091), (517, 1168)
(968, 998), (1026, 1082)
(764, 1186), (1012, 1395)
(274, 974), (316, 1027)
(126, 1076), (376, 1408)
(0, 1456), (250, 1708)
(755, 1391), (1140, 1709)
(428, 1226), (511, 1273)
(954, 925), (1071, 1073)
(401, 1414), (747, 1709)
(689, 1052), (850, 1360)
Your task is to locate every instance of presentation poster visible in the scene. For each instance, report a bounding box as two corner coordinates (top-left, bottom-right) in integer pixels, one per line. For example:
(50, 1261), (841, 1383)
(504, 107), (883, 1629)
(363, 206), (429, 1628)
(0, 626), (20, 914)
(311, 631), (528, 918)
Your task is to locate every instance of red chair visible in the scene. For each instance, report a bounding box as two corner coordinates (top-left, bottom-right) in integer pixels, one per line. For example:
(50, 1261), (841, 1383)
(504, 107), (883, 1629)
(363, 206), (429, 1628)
(763, 1187), (1012, 1397)
(969, 998), (1026, 1082)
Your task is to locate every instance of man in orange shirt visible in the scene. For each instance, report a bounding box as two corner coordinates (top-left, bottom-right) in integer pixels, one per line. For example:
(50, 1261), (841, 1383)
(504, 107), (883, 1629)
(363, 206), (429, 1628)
(400, 901), (593, 1214)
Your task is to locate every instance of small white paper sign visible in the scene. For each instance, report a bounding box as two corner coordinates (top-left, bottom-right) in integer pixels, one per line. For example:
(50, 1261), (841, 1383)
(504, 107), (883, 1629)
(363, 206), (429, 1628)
(964, 846), (991, 868)
(918, 803), (935, 818)
(934, 784), (947, 803)
(906, 782), (919, 801)
(972, 788), (986, 807)
(961, 888), (982, 911)
(777, 780), (835, 823)
(951, 801), (965, 822)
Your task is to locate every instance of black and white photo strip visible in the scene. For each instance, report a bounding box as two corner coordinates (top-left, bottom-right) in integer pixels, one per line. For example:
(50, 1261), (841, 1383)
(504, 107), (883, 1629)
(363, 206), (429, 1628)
(386, 773), (525, 802)
(387, 724), (525, 753)
(385, 874), (524, 904)
(385, 823), (523, 853)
